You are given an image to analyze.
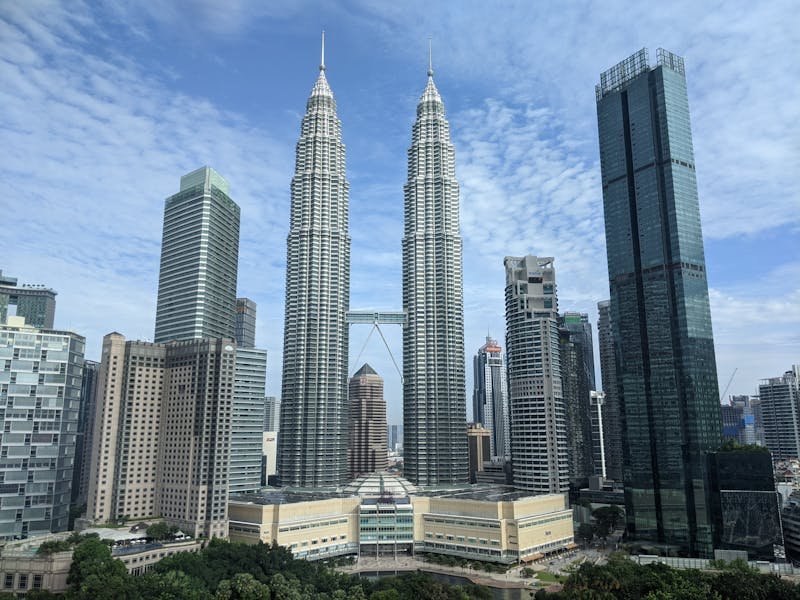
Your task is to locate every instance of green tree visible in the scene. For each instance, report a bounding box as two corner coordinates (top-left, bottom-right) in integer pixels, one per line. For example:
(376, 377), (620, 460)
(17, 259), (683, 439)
(592, 505), (623, 542)
(147, 522), (179, 540)
(216, 573), (271, 599)
(576, 522), (594, 546)
(66, 536), (131, 599)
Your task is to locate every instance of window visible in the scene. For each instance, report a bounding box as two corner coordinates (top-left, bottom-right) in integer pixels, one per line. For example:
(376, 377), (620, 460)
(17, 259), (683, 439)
(32, 574), (43, 589)
(4, 575), (12, 588)
(18, 574), (28, 589)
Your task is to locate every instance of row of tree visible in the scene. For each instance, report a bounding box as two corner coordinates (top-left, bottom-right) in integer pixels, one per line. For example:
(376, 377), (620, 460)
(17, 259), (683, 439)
(534, 553), (800, 599)
(36, 537), (493, 600)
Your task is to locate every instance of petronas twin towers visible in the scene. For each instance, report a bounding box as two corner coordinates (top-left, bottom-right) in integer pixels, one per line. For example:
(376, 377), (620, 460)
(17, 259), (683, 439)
(278, 38), (467, 487)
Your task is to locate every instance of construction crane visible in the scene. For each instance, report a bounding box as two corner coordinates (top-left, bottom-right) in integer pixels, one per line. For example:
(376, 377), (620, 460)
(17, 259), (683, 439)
(720, 368), (738, 402)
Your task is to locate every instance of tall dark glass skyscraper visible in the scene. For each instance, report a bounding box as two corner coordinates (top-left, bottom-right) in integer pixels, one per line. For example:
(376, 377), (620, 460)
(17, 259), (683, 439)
(596, 48), (722, 557)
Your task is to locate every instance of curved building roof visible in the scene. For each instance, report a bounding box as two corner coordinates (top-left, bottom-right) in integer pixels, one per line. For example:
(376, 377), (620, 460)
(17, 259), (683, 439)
(344, 472), (418, 497)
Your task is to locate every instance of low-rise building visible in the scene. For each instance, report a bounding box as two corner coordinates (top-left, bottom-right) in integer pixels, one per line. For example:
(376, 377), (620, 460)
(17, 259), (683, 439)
(228, 473), (574, 564)
(0, 532), (202, 594)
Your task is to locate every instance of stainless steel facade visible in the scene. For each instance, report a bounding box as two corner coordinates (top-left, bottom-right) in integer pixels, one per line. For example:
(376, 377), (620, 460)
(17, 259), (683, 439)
(278, 50), (351, 487)
(402, 65), (467, 485)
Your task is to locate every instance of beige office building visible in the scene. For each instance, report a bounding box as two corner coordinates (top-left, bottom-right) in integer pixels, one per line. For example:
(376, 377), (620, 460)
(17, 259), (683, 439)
(86, 334), (165, 523)
(87, 334), (233, 538)
(349, 364), (387, 478)
(229, 474), (574, 564)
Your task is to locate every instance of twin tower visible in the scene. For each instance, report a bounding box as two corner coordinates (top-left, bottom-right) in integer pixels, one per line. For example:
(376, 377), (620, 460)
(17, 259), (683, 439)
(278, 39), (467, 487)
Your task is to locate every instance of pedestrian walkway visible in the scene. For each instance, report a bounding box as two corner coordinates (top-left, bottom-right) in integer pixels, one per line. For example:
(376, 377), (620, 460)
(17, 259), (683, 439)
(337, 555), (538, 590)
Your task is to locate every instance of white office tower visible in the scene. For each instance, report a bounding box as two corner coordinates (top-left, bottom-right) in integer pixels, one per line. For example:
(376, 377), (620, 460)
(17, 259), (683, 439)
(504, 256), (568, 494)
(402, 56), (468, 485)
(472, 337), (510, 460)
(278, 36), (351, 487)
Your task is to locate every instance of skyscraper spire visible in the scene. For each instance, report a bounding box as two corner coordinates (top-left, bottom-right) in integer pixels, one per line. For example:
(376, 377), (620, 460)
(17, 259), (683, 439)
(278, 43), (351, 487)
(428, 37), (433, 76)
(402, 58), (467, 485)
(320, 30), (325, 71)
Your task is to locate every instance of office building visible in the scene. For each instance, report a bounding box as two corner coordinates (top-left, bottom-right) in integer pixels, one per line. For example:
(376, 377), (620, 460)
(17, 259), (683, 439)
(472, 336), (510, 460)
(0, 270), (56, 329)
(87, 334), (233, 538)
(278, 38), (351, 487)
(234, 297), (257, 348)
(231, 348), (267, 493)
(721, 401), (745, 443)
(558, 319), (593, 485)
(158, 338), (233, 538)
(154, 166), (240, 344)
(72, 359), (99, 506)
(589, 391), (607, 478)
(388, 424), (399, 452)
(728, 395), (764, 446)
(229, 475), (574, 564)
(467, 423), (492, 484)
(759, 368), (800, 460)
(264, 396), (280, 432)
(708, 448), (784, 561)
(262, 432), (278, 485)
(86, 334), (166, 523)
(402, 58), (467, 485)
(597, 300), (622, 480)
(504, 255), (568, 494)
(0, 317), (84, 538)
(560, 312), (595, 389)
(348, 364), (387, 479)
(596, 48), (722, 556)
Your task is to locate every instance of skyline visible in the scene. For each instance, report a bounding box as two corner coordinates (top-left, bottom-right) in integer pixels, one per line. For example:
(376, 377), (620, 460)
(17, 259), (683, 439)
(2, 1), (798, 425)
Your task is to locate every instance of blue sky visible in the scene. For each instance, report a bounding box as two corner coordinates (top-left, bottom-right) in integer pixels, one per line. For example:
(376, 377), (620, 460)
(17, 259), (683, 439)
(1, 1), (798, 426)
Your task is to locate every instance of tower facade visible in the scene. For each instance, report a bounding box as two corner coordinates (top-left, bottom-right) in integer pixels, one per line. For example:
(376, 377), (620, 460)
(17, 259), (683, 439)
(234, 298), (257, 348)
(759, 368), (800, 460)
(348, 364), (388, 479)
(231, 347), (267, 493)
(154, 167), (240, 344)
(558, 323), (592, 485)
(278, 44), (351, 487)
(472, 336), (510, 460)
(402, 62), (467, 485)
(0, 317), (83, 538)
(504, 256), (568, 494)
(597, 300), (623, 480)
(596, 48), (722, 556)
(158, 338), (233, 539)
(0, 270), (56, 329)
(87, 334), (165, 524)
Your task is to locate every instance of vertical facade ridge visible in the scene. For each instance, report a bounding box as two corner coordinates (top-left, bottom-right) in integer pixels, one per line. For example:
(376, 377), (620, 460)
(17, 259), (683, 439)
(278, 65), (351, 487)
(402, 74), (467, 485)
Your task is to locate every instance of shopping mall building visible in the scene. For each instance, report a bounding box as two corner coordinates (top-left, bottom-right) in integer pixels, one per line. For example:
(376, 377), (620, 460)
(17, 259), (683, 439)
(228, 473), (574, 564)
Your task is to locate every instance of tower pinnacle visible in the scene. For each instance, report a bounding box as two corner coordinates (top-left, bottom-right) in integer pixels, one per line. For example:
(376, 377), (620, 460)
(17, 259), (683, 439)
(320, 30), (326, 71)
(428, 37), (433, 77)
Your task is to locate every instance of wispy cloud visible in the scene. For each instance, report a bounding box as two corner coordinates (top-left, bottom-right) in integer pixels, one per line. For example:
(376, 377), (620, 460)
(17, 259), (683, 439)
(1, 0), (797, 420)
(0, 1), (293, 384)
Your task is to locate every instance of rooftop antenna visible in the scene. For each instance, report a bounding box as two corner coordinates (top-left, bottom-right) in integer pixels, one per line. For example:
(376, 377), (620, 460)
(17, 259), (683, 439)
(320, 30), (326, 71)
(428, 37), (433, 76)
